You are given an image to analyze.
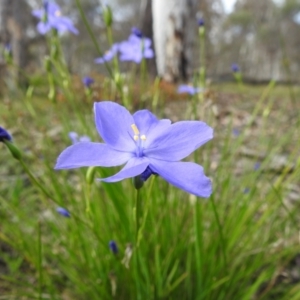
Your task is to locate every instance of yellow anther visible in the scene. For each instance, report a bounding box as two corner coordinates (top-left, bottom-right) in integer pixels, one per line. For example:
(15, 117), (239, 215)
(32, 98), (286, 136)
(55, 10), (62, 17)
(141, 135), (146, 140)
(131, 124), (140, 135)
(134, 135), (139, 141)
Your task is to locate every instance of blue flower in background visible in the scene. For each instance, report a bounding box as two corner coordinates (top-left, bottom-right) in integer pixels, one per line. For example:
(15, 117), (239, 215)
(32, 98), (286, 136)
(254, 162), (261, 171)
(82, 76), (94, 88)
(55, 101), (213, 198)
(231, 63), (240, 73)
(232, 128), (240, 137)
(119, 28), (154, 63)
(243, 188), (250, 194)
(131, 27), (143, 38)
(109, 241), (118, 254)
(178, 85), (203, 95)
(68, 132), (91, 144)
(94, 44), (119, 64)
(56, 207), (71, 217)
(32, 1), (79, 35)
(198, 18), (205, 27)
(0, 126), (12, 142)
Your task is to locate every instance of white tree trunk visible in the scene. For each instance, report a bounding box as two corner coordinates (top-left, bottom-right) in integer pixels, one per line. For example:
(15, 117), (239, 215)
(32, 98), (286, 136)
(152, 0), (197, 82)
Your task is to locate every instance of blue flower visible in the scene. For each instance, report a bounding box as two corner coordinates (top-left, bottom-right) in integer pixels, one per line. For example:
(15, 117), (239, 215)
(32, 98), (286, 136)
(232, 128), (240, 137)
(55, 102), (213, 198)
(131, 27), (143, 38)
(243, 188), (250, 194)
(94, 44), (119, 64)
(198, 18), (205, 27)
(32, 1), (78, 35)
(254, 162), (260, 171)
(231, 63), (240, 73)
(178, 85), (203, 95)
(82, 76), (94, 88)
(0, 126), (12, 142)
(56, 207), (71, 217)
(109, 240), (118, 254)
(118, 29), (154, 64)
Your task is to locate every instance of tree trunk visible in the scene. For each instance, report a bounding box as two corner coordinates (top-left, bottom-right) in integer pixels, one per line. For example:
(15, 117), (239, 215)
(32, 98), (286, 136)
(152, 0), (198, 82)
(0, 0), (30, 87)
(140, 0), (156, 75)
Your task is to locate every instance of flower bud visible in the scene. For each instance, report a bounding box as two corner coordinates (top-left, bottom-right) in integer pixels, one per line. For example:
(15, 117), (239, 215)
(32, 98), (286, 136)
(103, 5), (113, 27)
(109, 240), (118, 254)
(231, 63), (240, 73)
(56, 207), (71, 218)
(86, 166), (97, 185)
(132, 175), (144, 190)
(0, 126), (12, 142)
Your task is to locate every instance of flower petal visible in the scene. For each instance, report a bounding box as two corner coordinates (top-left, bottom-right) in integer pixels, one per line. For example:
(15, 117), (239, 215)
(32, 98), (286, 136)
(55, 142), (132, 169)
(149, 160), (212, 198)
(100, 157), (149, 182)
(133, 110), (158, 135)
(94, 102), (136, 152)
(144, 121), (213, 161)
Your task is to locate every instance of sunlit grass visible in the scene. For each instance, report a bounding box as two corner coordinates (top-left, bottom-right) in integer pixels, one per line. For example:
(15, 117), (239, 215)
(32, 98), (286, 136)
(1, 76), (300, 299)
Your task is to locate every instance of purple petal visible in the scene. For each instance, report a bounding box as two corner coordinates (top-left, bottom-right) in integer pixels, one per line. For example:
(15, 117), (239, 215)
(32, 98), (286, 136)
(133, 110), (158, 135)
(144, 48), (154, 59)
(68, 131), (78, 144)
(37, 22), (52, 34)
(100, 157), (149, 182)
(149, 160), (212, 197)
(144, 121), (213, 161)
(94, 102), (136, 152)
(94, 45), (118, 64)
(32, 9), (43, 18)
(55, 142), (132, 169)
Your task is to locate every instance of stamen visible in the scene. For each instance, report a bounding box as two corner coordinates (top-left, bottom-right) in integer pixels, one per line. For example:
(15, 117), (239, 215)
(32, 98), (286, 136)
(133, 135), (139, 141)
(55, 10), (62, 17)
(131, 124), (140, 135)
(141, 135), (146, 140)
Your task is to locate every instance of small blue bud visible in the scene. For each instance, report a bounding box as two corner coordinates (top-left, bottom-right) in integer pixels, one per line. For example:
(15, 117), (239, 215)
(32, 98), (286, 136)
(140, 166), (156, 182)
(232, 128), (240, 137)
(243, 188), (250, 194)
(131, 27), (143, 38)
(43, 0), (49, 12)
(109, 240), (118, 254)
(82, 76), (94, 88)
(254, 162), (260, 171)
(56, 207), (71, 218)
(198, 18), (205, 27)
(231, 63), (240, 73)
(0, 126), (12, 142)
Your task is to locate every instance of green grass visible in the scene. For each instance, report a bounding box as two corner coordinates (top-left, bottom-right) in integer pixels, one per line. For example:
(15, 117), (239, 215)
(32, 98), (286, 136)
(1, 77), (300, 299)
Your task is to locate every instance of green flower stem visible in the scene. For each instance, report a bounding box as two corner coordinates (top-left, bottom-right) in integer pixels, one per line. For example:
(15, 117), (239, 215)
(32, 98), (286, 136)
(135, 188), (142, 244)
(85, 183), (91, 216)
(152, 77), (160, 112)
(198, 27), (206, 106)
(37, 220), (43, 300)
(107, 26), (119, 74)
(137, 176), (155, 247)
(233, 72), (244, 94)
(75, 0), (125, 101)
(210, 195), (228, 273)
(194, 201), (203, 297)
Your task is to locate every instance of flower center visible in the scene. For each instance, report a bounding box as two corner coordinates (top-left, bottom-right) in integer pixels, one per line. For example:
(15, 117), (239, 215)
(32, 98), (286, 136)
(55, 10), (62, 17)
(131, 124), (146, 157)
